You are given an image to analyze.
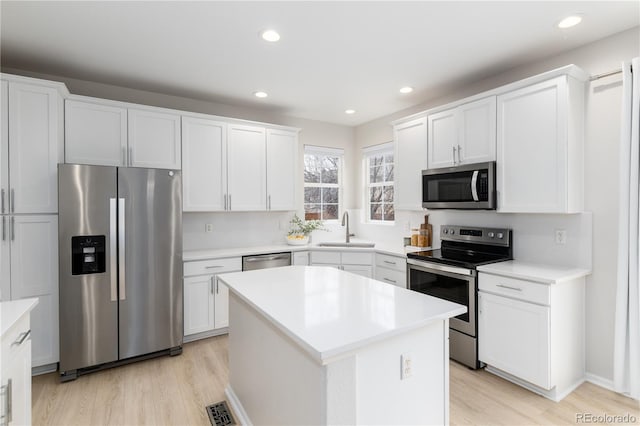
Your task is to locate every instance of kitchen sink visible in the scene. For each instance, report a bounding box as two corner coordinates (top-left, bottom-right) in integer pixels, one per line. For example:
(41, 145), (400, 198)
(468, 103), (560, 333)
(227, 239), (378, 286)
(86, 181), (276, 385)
(317, 241), (375, 248)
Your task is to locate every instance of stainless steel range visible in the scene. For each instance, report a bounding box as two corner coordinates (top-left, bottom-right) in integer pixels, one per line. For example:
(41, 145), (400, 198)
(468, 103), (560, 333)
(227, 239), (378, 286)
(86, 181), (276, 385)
(407, 225), (512, 369)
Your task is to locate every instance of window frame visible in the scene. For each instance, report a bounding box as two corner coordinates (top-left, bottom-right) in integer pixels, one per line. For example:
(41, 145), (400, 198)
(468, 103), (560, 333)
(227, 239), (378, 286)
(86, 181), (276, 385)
(363, 142), (395, 224)
(303, 145), (344, 222)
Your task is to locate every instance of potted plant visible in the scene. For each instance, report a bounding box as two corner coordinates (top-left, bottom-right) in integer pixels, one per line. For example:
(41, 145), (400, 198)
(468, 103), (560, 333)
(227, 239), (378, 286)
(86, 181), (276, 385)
(286, 213), (326, 245)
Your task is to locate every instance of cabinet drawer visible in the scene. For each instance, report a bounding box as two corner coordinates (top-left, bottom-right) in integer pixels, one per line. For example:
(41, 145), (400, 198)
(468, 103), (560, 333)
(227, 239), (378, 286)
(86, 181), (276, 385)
(376, 267), (406, 288)
(311, 251), (341, 264)
(184, 257), (242, 277)
(376, 253), (406, 272)
(341, 252), (374, 265)
(479, 273), (550, 305)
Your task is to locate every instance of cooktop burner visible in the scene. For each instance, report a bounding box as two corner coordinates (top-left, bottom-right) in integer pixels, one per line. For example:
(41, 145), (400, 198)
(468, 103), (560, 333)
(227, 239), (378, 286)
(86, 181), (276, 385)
(407, 225), (513, 270)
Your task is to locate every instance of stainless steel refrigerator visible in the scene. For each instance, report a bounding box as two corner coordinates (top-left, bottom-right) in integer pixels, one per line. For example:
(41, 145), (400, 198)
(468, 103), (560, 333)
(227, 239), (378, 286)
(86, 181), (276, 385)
(58, 164), (183, 381)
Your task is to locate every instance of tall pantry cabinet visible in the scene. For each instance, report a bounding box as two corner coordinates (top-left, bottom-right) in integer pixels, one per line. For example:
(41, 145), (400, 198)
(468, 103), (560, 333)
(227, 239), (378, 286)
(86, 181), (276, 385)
(0, 74), (65, 372)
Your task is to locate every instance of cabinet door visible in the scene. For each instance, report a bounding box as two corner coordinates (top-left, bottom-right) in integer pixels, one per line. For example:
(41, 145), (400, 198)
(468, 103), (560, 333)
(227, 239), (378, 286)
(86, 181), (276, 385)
(214, 276), (230, 329)
(342, 265), (373, 278)
(183, 275), (215, 336)
(427, 108), (456, 169)
(394, 117), (427, 210)
(1, 81), (8, 215)
(27, 293), (59, 367)
(458, 96), (496, 164)
(227, 125), (266, 211)
(65, 99), (127, 166)
(128, 108), (181, 169)
(478, 292), (551, 389)
(266, 129), (297, 211)
(181, 117), (227, 211)
(496, 77), (568, 213)
(8, 83), (61, 214)
(292, 251), (309, 266)
(2, 316), (32, 426)
(375, 267), (406, 288)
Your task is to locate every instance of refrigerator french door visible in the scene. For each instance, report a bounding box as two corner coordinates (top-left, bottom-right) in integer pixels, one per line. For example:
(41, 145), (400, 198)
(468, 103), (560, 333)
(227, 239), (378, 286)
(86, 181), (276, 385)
(58, 164), (183, 380)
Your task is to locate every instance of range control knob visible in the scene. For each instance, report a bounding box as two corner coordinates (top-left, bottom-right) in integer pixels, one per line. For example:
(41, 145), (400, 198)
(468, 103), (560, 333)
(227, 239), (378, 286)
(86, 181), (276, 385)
(443, 229), (448, 234)
(497, 232), (504, 239)
(488, 232), (495, 238)
(449, 229), (455, 235)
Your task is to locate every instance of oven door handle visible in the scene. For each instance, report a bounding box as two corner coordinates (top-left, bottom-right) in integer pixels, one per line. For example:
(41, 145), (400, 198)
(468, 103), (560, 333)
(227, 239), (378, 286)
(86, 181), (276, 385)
(407, 258), (475, 276)
(471, 170), (479, 201)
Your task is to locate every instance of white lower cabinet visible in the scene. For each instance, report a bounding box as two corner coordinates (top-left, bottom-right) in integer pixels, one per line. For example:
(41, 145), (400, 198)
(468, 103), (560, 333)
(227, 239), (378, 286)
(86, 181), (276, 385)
(292, 251), (309, 266)
(183, 257), (241, 340)
(478, 269), (585, 401)
(310, 250), (373, 278)
(375, 253), (407, 288)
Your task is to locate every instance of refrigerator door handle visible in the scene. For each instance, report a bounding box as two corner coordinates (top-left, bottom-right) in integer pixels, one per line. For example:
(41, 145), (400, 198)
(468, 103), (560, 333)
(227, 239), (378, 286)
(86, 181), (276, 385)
(118, 198), (126, 300)
(109, 198), (118, 302)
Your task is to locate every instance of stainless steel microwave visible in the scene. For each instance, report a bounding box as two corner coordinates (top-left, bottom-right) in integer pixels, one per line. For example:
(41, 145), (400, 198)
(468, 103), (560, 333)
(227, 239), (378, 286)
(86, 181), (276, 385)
(422, 161), (496, 209)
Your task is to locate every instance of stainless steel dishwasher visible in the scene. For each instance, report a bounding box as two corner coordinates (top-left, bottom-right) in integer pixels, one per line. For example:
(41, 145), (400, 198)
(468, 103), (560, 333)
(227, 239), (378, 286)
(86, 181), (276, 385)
(242, 252), (292, 271)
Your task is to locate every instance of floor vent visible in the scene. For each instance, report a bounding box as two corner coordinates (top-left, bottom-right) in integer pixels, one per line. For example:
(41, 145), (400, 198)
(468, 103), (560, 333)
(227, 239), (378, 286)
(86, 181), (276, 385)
(206, 401), (235, 426)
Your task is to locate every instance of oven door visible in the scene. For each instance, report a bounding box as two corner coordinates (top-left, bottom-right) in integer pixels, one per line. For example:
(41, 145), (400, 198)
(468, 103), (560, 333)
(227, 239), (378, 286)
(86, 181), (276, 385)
(406, 259), (476, 336)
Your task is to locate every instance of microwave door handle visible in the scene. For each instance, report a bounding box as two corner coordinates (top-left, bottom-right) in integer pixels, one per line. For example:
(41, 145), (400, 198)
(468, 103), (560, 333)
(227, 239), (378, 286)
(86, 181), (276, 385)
(471, 170), (479, 201)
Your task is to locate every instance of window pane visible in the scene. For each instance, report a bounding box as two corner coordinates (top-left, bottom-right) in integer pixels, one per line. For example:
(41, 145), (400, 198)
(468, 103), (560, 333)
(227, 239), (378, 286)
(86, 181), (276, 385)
(324, 204), (339, 220)
(384, 165), (394, 181)
(321, 156), (339, 184)
(384, 154), (394, 163)
(370, 187), (382, 202)
(304, 187), (321, 203)
(370, 203), (383, 221)
(370, 155), (383, 167)
(322, 187), (339, 203)
(384, 203), (395, 221)
(304, 155), (320, 183)
(304, 204), (321, 221)
(370, 166), (383, 183)
(383, 185), (394, 202)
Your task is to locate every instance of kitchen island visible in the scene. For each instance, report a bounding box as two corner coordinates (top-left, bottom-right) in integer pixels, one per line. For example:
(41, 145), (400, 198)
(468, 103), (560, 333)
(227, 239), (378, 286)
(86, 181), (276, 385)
(217, 266), (465, 425)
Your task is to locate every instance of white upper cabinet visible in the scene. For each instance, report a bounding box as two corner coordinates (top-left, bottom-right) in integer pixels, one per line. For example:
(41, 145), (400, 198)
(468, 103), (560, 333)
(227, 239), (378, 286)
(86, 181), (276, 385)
(497, 75), (584, 213)
(428, 96), (496, 169)
(128, 108), (181, 169)
(65, 97), (181, 169)
(65, 99), (127, 166)
(266, 129), (297, 211)
(394, 116), (427, 210)
(182, 116), (227, 212)
(227, 124), (267, 211)
(7, 82), (62, 214)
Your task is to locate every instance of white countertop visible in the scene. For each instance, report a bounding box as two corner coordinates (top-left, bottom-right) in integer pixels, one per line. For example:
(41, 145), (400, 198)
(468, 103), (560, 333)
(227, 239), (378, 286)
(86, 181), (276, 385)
(1, 298), (39, 337)
(183, 242), (425, 261)
(477, 260), (591, 284)
(218, 266), (465, 363)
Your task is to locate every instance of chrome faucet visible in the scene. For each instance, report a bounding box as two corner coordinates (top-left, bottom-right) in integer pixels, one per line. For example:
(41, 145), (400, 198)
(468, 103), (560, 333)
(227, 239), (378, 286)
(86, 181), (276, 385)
(341, 211), (354, 243)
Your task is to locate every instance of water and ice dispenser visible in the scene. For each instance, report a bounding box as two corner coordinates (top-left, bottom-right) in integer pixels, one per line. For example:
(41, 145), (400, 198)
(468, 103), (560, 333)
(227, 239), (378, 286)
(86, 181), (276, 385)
(71, 236), (106, 275)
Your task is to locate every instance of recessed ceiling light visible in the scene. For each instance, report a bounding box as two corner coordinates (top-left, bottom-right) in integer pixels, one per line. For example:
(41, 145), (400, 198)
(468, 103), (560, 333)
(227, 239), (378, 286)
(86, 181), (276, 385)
(557, 15), (582, 29)
(261, 30), (281, 42)
(345, 109), (356, 115)
(399, 86), (414, 94)
(254, 91), (268, 98)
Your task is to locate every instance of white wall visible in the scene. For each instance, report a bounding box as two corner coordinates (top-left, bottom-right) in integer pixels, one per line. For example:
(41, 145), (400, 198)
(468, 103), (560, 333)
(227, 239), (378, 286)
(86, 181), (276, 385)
(353, 27), (640, 384)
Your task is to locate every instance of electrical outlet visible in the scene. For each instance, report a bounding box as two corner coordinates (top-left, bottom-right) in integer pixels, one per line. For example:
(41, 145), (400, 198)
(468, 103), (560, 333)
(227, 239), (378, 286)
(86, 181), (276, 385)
(205, 223), (214, 233)
(401, 353), (413, 380)
(555, 229), (567, 245)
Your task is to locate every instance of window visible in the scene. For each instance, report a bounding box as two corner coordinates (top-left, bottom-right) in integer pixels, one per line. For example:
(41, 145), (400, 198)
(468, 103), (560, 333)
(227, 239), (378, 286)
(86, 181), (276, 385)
(364, 143), (394, 222)
(304, 146), (343, 220)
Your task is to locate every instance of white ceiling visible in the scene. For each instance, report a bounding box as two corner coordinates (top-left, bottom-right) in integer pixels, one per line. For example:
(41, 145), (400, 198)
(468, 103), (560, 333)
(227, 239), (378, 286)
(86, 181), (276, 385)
(1, 1), (638, 126)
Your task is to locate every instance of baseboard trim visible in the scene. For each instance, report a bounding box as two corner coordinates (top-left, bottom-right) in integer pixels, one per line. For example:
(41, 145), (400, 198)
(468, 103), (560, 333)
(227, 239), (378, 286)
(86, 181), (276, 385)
(484, 365), (584, 402)
(183, 327), (228, 344)
(585, 372), (614, 392)
(225, 385), (252, 426)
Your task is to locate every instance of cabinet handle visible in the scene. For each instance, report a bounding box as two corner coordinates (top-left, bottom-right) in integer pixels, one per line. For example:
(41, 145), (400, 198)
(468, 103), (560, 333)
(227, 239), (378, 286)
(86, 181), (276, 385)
(224, 194), (228, 210)
(383, 260), (396, 265)
(1, 189), (4, 214)
(122, 147), (126, 165)
(11, 330), (30, 346)
(383, 277), (397, 284)
(9, 189), (14, 213)
(205, 265), (223, 269)
(268, 195), (271, 210)
(496, 284), (522, 292)
(229, 194), (232, 210)
(457, 144), (462, 163)
(452, 146), (456, 164)
(129, 147), (133, 166)
(1, 217), (4, 241)
(10, 217), (14, 242)
(216, 279), (219, 294)
(0, 379), (12, 425)
(210, 277), (214, 294)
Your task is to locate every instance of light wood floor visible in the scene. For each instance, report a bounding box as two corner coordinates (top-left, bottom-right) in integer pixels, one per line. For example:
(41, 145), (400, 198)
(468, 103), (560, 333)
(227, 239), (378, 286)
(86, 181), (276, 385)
(33, 335), (639, 425)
